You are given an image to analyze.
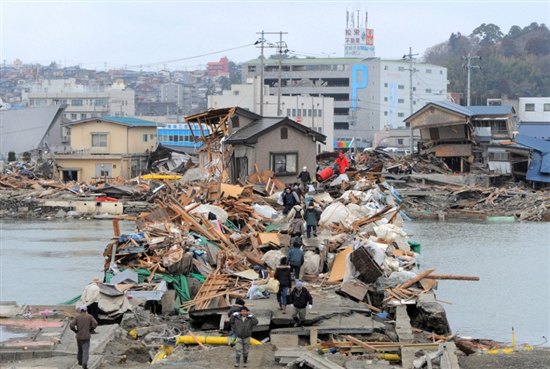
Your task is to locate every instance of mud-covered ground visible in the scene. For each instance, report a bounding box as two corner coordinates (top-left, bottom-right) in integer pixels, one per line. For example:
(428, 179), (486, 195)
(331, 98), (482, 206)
(99, 334), (550, 369)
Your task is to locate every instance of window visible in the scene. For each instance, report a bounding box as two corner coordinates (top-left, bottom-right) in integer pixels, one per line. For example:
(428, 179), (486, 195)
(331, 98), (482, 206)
(71, 99), (83, 106)
(81, 114), (87, 119)
(398, 99), (404, 103)
(426, 69), (432, 74)
(525, 103), (535, 111)
(440, 70), (443, 75)
(287, 108), (291, 116)
(231, 116), (240, 128)
(233, 91), (239, 96)
(280, 127), (288, 139)
(544, 104), (550, 111)
(398, 66), (405, 71)
(143, 134), (148, 142)
(413, 87), (416, 91)
(150, 133), (157, 139)
(384, 83), (388, 87)
(384, 97), (388, 102)
(318, 109), (322, 117)
(491, 121), (508, 134)
(292, 109), (296, 116)
(334, 122), (349, 130)
(95, 99), (107, 106)
(384, 111), (388, 116)
(307, 109), (312, 117)
(271, 152), (297, 175)
(398, 113), (405, 117)
(426, 89), (432, 93)
(58, 99), (67, 104)
(384, 65), (388, 70)
(397, 139), (404, 145)
(398, 85), (404, 90)
(70, 113), (77, 120)
(297, 109), (301, 116)
(489, 152), (510, 161)
(91, 133), (107, 147)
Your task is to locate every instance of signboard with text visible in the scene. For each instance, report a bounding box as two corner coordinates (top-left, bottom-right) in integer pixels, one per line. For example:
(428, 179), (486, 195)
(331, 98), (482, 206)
(344, 28), (375, 57)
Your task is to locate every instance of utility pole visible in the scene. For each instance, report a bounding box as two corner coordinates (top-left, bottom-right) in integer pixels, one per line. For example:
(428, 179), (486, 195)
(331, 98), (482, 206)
(403, 47), (418, 154)
(255, 31), (288, 116)
(462, 54), (481, 106)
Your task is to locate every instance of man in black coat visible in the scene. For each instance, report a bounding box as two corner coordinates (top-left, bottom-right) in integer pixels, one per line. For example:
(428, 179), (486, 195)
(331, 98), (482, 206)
(287, 281), (313, 329)
(297, 166), (312, 194)
(230, 306), (259, 367)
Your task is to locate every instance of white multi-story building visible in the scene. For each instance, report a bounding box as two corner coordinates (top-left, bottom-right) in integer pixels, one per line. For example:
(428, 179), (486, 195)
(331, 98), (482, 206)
(241, 57), (447, 149)
(518, 97), (550, 122)
(208, 78), (334, 153)
(22, 78), (135, 122)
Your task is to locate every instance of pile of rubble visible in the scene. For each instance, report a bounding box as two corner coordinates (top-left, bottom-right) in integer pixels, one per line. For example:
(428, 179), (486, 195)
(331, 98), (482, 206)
(64, 167), (488, 368)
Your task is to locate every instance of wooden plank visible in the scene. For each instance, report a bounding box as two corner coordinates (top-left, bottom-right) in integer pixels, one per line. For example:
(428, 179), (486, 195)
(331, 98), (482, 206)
(310, 329), (318, 346)
(346, 335), (380, 353)
(112, 219), (120, 237)
(423, 274), (480, 281)
(401, 268), (436, 289)
(327, 246), (353, 282)
(258, 232), (280, 245)
(220, 183), (244, 198)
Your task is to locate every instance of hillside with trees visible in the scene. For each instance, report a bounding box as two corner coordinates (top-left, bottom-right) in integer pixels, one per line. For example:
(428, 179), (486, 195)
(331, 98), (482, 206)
(422, 22), (550, 99)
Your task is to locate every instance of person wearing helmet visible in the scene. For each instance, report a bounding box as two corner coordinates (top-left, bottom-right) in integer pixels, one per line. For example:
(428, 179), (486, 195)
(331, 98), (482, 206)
(297, 166), (311, 194)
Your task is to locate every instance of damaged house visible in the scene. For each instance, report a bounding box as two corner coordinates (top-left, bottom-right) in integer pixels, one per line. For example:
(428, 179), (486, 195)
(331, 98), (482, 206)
(184, 107), (326, 184)
(405, 101), (528, 182)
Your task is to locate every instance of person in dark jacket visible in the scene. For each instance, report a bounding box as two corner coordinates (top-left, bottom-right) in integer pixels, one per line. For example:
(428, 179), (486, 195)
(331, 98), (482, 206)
(226, 298), (246, 345)
(274, 257), (292, 314)
(297, 166), (311, 194)
(287, 281), (313, 329)
(280, 187), (300, 215)
(304, 201), (321, 238)
(70, 305), (98, 369)
(287, 239), (304, 280)
(230, 306), (259, 367)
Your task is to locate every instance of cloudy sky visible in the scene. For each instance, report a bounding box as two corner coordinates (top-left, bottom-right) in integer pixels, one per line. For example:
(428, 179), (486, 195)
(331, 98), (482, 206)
(2, 0), (548, 71)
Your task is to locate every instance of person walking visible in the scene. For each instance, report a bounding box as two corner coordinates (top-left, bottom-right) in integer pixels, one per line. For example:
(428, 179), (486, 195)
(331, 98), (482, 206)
(226, 298), (246, 346)
(70, 305), (98, 369)
(304, 201), (321, 238)
(287, 239), (304, 280)
(280, 187), (300, 215)
(287, 281), (313, 329)
(274, 257), (292, 314)
(296, 166), (311, 194)
(230, 306), (259, 368)
(81, 277), (100, 333)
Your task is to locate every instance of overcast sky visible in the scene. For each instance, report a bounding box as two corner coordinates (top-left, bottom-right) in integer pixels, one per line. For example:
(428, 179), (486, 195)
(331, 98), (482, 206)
(2, 0), (548, 71)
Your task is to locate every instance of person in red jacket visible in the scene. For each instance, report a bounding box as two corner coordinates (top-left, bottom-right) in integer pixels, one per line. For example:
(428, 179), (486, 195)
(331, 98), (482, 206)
(334, 151), (349, 174)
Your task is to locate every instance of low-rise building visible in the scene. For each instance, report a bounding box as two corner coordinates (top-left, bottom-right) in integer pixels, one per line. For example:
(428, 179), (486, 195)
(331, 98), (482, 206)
(54, 116), (158, 182)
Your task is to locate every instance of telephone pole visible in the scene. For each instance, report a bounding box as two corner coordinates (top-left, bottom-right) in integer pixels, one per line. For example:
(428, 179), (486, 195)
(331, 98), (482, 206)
(255, 31), (288, 116)
(403, 47), (418, 154)
(462, 54), (481, 106)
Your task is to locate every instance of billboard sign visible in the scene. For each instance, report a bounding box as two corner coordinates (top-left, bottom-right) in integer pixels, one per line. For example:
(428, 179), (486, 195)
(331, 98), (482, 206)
(344, 28), (375, 57)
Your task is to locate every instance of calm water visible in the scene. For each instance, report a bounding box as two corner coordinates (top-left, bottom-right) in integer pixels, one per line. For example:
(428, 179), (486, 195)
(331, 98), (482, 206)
(0, 219), (548, 345)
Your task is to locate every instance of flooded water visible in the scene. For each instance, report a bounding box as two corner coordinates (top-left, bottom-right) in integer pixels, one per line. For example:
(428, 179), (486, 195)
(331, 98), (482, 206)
(0, 219), (548, 345)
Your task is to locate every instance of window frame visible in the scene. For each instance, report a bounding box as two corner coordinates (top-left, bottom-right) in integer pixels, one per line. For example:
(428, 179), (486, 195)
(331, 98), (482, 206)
(91, 133), (108, 147)
(270, 152), (298, 176)
(525, 103), (535, 111)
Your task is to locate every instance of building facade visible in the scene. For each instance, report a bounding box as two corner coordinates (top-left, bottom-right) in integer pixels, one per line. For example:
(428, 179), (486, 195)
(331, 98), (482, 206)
(241, 57), (447, 149)
(22, 78), (135, 122)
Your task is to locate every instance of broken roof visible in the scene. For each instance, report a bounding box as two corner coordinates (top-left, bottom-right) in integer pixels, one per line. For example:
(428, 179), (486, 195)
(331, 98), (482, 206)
(514, 134), (550, 183)
(405, 101), (515, 123)
(225, 116), (326, 145)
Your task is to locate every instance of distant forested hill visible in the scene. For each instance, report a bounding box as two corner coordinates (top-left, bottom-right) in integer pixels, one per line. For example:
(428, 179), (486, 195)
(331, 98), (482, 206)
(422, 22), (550, 98)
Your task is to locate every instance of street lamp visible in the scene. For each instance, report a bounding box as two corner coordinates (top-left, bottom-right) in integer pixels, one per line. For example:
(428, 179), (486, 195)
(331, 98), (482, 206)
(322, 52), (336, 58)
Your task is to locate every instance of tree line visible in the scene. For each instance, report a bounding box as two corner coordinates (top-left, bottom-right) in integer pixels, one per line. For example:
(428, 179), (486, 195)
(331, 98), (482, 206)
(423, 22), (550, 98)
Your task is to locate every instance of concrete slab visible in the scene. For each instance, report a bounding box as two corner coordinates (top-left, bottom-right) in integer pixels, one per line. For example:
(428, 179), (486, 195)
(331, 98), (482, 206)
(54, 324), (117, 357)
(0, 354), (102, 369)
(400, 347), (416, 369)
(270, 334), (298, 348)
(395, 306), (414, 343)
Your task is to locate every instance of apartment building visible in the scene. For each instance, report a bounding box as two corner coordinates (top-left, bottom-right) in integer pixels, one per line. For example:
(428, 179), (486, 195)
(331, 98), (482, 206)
(241, 57), (447, 148)
(22, 78), (135, 122)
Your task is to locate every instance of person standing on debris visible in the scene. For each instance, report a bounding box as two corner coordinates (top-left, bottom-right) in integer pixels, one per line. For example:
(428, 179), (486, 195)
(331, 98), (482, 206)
(274, 257), (292, 314)
(287, 203), (305, 239)
(296, 166), (311, 195)
(81, 277), (100, 333)
(334, 151), (349, 174)
(287, 239), (304, 280)
(304, 201), (321, 238)
(288, 281), (313, 329)
(70, 305), (98, 369)
(281, 187), (300, 215)
(230, 306), (258, 367)
(226, 298), (246, 346)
